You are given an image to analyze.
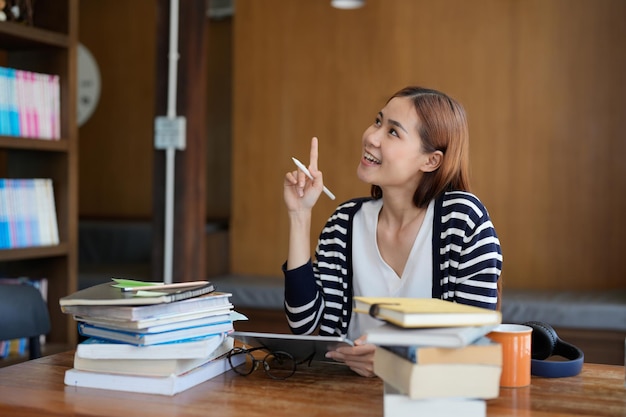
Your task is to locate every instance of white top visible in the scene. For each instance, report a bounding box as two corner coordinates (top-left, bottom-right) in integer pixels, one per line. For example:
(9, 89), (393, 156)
(348, 199), (434, 340)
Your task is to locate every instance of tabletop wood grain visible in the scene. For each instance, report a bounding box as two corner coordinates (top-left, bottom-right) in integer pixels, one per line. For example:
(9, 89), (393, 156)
(0, 351), (623, 417)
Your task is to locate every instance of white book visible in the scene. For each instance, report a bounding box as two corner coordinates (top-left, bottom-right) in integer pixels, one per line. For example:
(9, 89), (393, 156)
(76, 333), (226, 360)
(74, 336), (234, 377)
(43, 179), (59, 245)
(384, 383), (486, 417)
(365, 323), (498, 347)
(64, 352), (244, 396)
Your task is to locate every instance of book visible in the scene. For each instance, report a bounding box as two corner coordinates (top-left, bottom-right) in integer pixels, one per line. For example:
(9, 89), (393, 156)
(77, 320), (234, 346)
(374, 345), (501, 400)
(61, 291), (233, 320)
(59, 281), (215, 307)
(64, 351), (245, 396)
(353, 297), (501, 328)
(75, 310), (233, 333)
(73, 336), (234, 377)
(365, 323), (498, 347)
(383, 382), (486, 417)
(75, 333), (227, 360)
(0, 178), (59, 248)
(383, 337), (502, 365)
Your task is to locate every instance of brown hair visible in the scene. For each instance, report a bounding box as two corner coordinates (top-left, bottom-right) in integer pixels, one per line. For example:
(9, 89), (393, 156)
(371, 86), (471, 207)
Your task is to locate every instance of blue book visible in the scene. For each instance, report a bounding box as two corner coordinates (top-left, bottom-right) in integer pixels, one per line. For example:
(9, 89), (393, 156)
(0, 67), (8, 136)
(0, 179), (8, 249)
(77, 319), (234, 346)
(6, 67), (20, 136)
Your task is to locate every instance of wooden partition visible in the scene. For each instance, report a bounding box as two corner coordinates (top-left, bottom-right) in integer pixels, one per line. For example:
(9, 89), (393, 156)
(78, 1), (231, 221)
(231, 0), (626, 290)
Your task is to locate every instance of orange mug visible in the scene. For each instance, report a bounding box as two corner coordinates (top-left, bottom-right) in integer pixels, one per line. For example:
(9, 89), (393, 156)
(487, 324), (532, 388)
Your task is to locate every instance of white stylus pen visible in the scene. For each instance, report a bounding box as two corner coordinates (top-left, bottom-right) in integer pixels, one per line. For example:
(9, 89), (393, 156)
(292, 157), (336, 200)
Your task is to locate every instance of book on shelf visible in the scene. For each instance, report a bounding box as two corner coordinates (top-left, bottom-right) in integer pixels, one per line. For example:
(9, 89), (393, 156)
(77, 319), (234, 346)
(374, 344), (501, 400)
(365, 323), (498, 348)
(0, 276), (48, 301)
(75, 333), (228, 360)
(59, 280), (216, 307)
(383, 382), (486, 417)
(0, 66), (60, 140)
(0, 178), (59, 249)
(0, 339), (27, 358)
(73, 335), (234, 377)
(353, 297), (501, 328)
(64, 347), (245, 396)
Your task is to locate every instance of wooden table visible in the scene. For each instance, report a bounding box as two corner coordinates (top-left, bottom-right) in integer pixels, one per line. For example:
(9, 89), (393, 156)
(0, 351), (624, 417)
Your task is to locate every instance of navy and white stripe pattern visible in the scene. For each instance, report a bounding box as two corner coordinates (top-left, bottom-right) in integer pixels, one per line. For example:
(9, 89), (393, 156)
(284, 192), (502, 337)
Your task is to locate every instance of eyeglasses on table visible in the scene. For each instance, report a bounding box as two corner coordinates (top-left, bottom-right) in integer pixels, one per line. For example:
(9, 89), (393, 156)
(227, 346), (314, 380)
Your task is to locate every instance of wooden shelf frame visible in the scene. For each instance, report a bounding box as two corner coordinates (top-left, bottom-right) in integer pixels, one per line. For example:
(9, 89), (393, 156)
(0, 0), (78, 346)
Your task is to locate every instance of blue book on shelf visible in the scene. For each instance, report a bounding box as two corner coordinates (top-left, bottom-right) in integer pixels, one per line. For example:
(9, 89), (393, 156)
(0, 67), (7, 136)
(0, 67), (20, 137)
(0, 179), (8, 249)
(6, 67), (20, 136)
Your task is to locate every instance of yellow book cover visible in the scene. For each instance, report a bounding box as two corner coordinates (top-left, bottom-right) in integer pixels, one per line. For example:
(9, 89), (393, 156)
(353, 297), (501, 328)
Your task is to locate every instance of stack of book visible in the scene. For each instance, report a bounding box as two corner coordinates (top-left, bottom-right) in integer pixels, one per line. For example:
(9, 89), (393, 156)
(0, 66), (61, 140)
(0, 178), (59, 249)
(59, 279), (245, 395)
(354, 297), (503, 417)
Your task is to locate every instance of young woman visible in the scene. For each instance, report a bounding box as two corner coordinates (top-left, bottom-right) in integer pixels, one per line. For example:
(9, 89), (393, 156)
(282, 86), (502, 376)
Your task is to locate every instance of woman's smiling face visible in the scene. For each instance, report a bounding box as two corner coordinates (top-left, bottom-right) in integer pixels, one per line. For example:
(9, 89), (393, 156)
(357, 96), (433, 192)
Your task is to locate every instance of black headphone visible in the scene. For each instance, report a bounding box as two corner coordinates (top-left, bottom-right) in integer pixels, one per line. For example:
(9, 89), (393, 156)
(523, 321), (584, 378)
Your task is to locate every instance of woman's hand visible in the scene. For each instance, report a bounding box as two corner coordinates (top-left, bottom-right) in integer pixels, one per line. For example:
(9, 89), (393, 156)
(325, 335), (377, 377)
(284, 137), (325, 212)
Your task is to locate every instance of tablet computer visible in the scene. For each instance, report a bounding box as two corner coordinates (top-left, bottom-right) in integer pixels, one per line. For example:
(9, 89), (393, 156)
(230, 331), (354, 363)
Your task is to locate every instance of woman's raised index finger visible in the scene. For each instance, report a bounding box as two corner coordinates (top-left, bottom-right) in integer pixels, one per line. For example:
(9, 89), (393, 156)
(309, 137), (319, 172)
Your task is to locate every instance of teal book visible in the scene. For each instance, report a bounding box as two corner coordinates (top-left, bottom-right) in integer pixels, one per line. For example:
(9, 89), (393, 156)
(77, 319), (234, 346)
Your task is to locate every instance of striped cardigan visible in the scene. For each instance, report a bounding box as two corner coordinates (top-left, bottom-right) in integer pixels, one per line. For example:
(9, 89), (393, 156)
(283, 191), (503, 337)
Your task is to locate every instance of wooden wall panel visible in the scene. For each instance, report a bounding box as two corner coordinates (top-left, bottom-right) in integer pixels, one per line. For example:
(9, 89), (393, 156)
(78, 0), (157, 219)
(78, 1), (232, 222)
(508, 0), (626, 289)
(231, 0), (626, 290)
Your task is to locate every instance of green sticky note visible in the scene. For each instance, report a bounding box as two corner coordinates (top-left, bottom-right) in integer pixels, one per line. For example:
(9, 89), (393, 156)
(111, 278), (163, 289)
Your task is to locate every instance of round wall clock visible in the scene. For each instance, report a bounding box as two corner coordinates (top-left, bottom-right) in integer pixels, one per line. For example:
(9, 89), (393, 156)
(77, 43), (101, 127)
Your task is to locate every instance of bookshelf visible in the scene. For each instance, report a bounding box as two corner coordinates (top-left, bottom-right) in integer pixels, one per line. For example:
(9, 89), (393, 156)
(0, 1), (78, 346)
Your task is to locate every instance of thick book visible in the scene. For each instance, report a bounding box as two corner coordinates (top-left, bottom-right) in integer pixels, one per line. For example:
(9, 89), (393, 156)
(75, 311), (233, 333)
(383, 337), (502, 365)
(383, 383), (486, 417)
(59, 281), (215, 307)
(354, 297), (501, 328)
(374, 345), (501, 400)
(76, 333), (227, 360)
(64, 352), (245, 396)
(73, 336), (234, 377)
(61, 291), (233, 321)
(365, 323), (498, 347)
(77, 320), (233, 346)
